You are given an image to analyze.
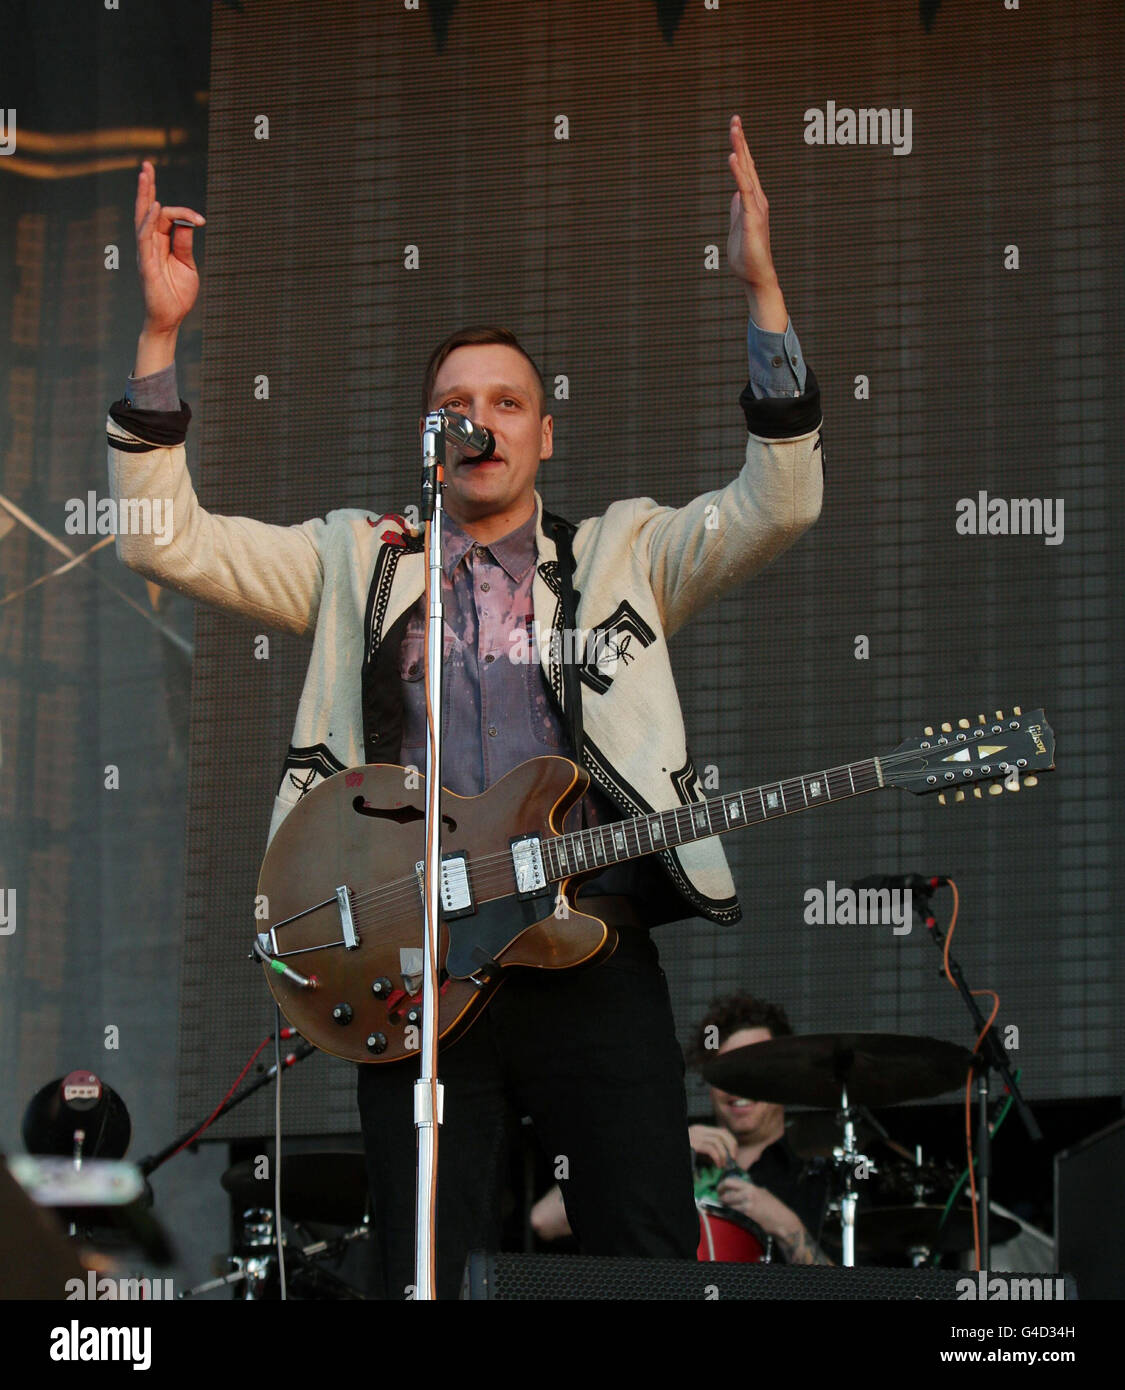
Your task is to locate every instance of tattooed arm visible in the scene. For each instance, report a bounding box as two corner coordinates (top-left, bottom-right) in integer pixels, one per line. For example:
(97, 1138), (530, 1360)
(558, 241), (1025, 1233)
(715, 1175), (833, 1266)
(772, 1215), (834, 1267)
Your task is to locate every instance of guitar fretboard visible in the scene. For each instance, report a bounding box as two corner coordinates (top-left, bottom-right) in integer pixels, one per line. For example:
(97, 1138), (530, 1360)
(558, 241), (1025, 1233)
(543, 758), (884, 881)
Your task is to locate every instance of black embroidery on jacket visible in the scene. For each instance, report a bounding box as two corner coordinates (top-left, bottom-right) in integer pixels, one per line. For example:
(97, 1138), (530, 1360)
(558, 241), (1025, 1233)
(579, 601), (657, 695)
(669, 754), (705, 808)
(282, 742), (347, 798)
(582, 734), (741, 925)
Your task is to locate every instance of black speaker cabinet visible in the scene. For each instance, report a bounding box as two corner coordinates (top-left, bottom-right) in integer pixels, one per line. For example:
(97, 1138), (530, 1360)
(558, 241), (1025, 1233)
(462, 1252), (1076, 1300)
(1056, 1116), (1125, 1300)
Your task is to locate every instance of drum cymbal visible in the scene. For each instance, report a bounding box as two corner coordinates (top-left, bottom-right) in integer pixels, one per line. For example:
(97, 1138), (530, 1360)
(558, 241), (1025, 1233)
(823, 1205), (1021, 1257)
(701, 1033), (973, 1108)
(221, 1152), (368, 1226)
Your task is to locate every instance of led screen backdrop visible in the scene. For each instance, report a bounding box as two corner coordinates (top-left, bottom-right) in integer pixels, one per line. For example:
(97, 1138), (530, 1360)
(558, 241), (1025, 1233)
(175, 0), (1123, 1135)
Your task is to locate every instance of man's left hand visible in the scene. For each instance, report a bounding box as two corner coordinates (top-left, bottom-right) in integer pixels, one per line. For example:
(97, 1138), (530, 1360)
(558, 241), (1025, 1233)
(716, 1173), (789, 1235)
(726, 114), (788, 331)
(717, 1175), (829, 1265)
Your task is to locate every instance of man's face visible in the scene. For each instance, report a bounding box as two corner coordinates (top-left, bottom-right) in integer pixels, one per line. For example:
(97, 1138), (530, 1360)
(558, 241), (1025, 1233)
(710, 1025), (785, 1144)
(422, 344), (553, 525)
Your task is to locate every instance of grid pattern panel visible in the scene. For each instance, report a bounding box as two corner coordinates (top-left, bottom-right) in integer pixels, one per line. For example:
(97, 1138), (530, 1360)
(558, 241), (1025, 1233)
(178, 0), (1125, 1135)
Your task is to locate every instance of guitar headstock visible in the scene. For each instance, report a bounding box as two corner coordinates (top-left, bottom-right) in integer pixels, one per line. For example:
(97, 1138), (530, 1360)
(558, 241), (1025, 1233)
(883, 707), (1055, 801)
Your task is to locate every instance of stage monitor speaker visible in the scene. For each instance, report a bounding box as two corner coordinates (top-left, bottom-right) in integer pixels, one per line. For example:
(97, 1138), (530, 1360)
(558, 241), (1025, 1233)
(461, 1252), (1077, 1301)
(1056, 1115), (1125, 1300)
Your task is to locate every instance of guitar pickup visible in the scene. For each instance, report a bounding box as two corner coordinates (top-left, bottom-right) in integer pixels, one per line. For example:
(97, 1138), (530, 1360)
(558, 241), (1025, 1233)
(414, 855), (475, 919)
(510, 835), (547, 900)
(440, 853), (474, 919)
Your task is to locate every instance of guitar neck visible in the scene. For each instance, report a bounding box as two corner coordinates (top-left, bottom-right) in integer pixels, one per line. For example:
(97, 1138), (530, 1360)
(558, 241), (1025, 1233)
(543, 756), (884, 881)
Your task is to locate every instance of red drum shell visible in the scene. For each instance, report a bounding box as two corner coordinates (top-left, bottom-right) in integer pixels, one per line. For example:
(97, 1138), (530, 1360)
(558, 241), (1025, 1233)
(696, 1203), (765, 1263)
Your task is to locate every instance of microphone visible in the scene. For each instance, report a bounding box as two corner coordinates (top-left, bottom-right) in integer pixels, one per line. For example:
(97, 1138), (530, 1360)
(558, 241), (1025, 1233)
(439, 409), (495, 460)
(850, 873), (949, 894)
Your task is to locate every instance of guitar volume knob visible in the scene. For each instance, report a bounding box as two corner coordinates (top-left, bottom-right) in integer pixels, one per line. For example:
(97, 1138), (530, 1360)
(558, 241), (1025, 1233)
(332, 1003), (354, 1025)
(371, 977), (394, 999)
(366, 1032), (388, 1055)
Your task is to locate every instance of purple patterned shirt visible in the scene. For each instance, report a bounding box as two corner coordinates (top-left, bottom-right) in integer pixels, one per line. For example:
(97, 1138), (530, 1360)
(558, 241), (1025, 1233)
(396, 509), (645, 903)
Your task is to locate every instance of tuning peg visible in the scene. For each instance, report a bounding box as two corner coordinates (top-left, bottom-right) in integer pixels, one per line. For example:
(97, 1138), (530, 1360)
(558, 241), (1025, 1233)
(941, 722), (953, 732)
(995, 710), (1004, 720)
(1024, 775), (1038, 787)
(924, 726), (934, 737)
(989, 784), (1003, 796)
(1013, 705), (1022, 716)
(978, 713), (987, 724)
(938, 793), (947, 805)
(953, 789), (966, 803)
(973, 786), (983, 798)
(957, 718), (969, 728)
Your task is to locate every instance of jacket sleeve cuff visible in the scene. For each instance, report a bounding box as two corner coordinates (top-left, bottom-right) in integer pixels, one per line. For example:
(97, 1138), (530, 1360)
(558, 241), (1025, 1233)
(739, 364), (821, 439)
(107, 398), (193, 451)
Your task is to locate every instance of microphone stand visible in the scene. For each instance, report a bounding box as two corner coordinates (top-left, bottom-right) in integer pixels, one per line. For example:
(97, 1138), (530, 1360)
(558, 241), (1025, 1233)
(923, 896), (1041, 1271)
(138, 1038), (316, 1179)
(413, 412), (451, 1301)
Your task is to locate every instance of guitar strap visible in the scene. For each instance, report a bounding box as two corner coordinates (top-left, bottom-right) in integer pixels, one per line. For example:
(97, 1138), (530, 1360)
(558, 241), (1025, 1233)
(542, 511), (585, 765)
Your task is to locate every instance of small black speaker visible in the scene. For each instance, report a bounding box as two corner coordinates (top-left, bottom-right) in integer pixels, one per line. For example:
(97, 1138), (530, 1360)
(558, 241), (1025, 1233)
(461, 1252), (1071, 1300)
(1056, 1116), (1125, 1299)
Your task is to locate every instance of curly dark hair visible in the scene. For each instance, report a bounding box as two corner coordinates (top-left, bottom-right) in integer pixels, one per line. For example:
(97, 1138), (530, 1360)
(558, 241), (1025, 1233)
(688, 993), (793, 1070)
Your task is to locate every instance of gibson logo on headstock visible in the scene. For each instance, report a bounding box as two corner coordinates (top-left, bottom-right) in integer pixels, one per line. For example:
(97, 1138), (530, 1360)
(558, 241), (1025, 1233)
(1027, 723), (1046, 755)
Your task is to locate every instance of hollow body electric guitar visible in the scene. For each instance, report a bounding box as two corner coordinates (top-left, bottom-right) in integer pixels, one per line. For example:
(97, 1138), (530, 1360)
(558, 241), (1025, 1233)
(255, 707), (1054, 1064)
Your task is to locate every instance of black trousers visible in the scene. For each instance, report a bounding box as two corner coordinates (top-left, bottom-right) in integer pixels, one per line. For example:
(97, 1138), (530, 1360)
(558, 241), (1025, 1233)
(356, 924), (699, 1299)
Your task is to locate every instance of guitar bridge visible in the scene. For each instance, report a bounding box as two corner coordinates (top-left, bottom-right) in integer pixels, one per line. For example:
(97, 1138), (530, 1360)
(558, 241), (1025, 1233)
(336, 885), (359, 949)
(510, 835), (547, 900)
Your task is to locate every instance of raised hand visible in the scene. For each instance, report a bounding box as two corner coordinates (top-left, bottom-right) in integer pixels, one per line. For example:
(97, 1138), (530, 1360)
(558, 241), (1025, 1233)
(726, 114), (775, 288)
(134, 160), (206, 335)
(726, 115), (788, 330)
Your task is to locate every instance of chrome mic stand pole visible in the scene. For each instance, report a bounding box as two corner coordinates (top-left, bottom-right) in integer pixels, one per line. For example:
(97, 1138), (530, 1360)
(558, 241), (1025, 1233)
(839, 1082), (857, 1268)
(413, 412), (448, 1301)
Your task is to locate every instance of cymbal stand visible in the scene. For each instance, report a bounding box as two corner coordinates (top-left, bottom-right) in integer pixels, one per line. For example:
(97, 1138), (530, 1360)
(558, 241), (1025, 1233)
(830, 1083), (876, 1267)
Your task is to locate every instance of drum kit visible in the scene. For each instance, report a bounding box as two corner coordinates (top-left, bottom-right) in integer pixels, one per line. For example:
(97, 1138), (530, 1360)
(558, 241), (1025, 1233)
(181, 1152), (372, 1299)
(696, 1030), (1018, 1268)
(15, 1030), (1015, 1295)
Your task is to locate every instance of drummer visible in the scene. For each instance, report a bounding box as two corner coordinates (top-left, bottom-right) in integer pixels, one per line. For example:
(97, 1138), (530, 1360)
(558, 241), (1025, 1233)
(688, 993), (831, 1265)
(530, 992), (831, 1264)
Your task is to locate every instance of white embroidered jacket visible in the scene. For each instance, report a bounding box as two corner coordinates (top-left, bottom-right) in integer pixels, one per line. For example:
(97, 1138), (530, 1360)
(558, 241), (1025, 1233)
(107, 383), (823, 924)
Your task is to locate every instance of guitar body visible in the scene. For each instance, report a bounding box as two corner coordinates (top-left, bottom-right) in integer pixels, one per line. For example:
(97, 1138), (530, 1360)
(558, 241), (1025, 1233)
(253, 707), (1055, 1067)
(256, 755), (615, 1064)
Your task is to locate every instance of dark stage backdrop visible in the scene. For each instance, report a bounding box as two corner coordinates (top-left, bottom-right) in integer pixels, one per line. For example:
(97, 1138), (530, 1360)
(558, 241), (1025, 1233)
(176, 0), (1124, 1135)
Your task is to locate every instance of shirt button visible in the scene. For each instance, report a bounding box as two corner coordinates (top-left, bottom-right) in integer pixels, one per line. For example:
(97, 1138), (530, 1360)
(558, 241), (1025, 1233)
(481, 581), (490, 592)
(484, 653), (495, 664)
(790, 355), (800, 365)
(771, 355), (784, 367)
(474, 545), (487, 559)
(487, 725), (498, 737)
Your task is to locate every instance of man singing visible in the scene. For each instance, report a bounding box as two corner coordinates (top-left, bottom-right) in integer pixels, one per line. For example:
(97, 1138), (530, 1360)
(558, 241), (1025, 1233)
(108, 115), (823, 1297)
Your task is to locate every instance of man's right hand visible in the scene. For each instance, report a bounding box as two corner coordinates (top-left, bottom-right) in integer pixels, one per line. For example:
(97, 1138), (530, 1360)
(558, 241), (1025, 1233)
(687, 1124), (738, 1169)
(134, 159), (205, 336)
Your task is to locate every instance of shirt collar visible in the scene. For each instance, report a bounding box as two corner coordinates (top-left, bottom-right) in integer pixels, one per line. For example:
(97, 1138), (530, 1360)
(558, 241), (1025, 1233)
(441, 508), (538, 583)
